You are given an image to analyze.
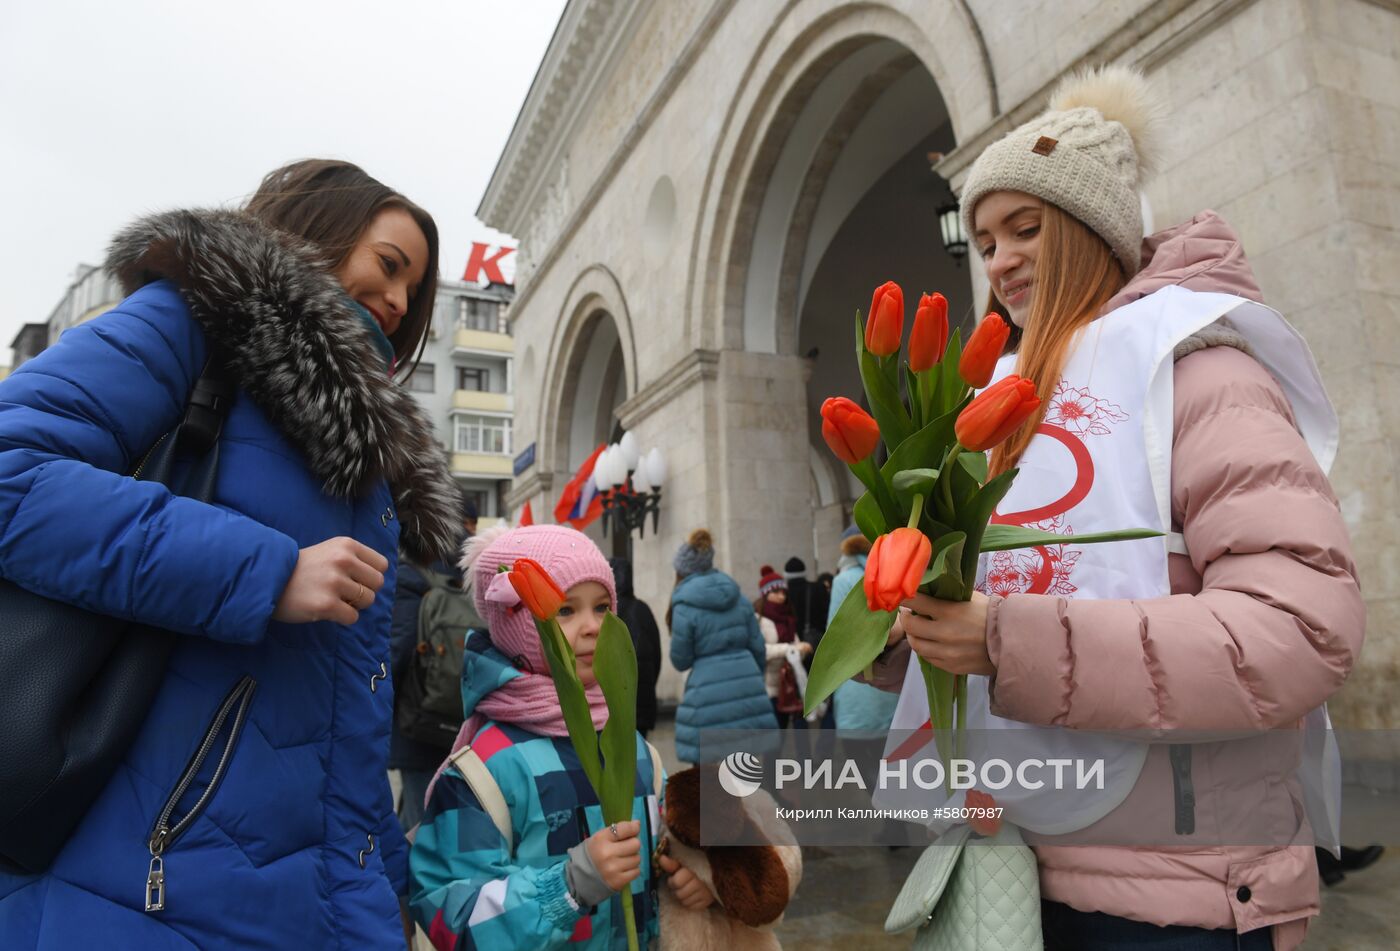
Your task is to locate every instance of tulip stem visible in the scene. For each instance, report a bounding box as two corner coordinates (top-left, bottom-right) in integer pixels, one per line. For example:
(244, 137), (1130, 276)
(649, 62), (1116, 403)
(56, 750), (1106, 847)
(907, 492), (925, 530)
(941, 444), (962, 515)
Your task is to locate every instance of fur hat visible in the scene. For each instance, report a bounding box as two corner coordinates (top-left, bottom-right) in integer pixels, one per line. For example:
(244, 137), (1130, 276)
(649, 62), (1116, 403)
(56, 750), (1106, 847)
(960, 64), (1164, 278)
(460, 525), (616, 673)
(674, 528), (715, 578)
(759, 565), (786, 596)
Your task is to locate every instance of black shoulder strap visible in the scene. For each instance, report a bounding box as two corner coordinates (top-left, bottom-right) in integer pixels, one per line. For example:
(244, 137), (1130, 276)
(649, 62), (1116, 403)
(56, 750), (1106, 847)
(133, 345), (234, 501)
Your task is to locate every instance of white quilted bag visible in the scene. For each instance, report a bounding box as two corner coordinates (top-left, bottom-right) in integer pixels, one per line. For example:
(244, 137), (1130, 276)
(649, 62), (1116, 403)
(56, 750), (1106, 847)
(885, 824), (1042, 950)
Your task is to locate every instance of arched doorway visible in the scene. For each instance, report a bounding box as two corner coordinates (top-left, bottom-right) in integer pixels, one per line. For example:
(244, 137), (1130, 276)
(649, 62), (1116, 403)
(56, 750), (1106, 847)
(552, 308), (629, 557)
(725, 36), (970, 579)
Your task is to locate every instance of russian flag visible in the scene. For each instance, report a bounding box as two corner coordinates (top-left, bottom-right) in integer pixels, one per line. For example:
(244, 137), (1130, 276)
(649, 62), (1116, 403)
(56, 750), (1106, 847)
(553, 443), (606, 529)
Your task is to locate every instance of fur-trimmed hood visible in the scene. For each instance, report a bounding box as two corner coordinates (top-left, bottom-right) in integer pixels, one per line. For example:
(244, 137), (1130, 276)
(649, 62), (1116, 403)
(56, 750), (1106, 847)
(105, 208), (460, 562)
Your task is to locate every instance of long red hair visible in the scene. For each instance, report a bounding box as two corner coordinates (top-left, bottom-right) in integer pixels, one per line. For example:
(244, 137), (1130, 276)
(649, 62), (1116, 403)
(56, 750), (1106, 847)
(987, 205), (1127, 477)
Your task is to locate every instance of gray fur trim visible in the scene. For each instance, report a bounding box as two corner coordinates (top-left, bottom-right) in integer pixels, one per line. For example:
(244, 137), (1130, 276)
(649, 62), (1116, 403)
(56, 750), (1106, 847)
(1173, 318), (1254, 362)
(105, 209), (460, 562)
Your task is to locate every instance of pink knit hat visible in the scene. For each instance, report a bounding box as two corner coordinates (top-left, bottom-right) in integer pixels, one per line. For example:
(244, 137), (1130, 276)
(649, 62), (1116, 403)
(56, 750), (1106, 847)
(461, 524), (617, 674)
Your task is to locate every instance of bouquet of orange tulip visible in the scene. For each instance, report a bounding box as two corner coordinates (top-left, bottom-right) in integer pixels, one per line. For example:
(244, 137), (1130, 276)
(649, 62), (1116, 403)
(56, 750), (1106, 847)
(806, 281), (1157, 775)
(504, 559), (643, 951)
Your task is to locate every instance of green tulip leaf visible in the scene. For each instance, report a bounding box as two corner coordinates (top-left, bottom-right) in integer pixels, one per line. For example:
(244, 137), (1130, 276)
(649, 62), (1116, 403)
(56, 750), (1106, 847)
(882, 399), (966, 481)
(922, 531), (967, 601)
(595, 612), (639, 825)
(892, 467), (940, 499)
(938, 330), (966, 416)
(955, 468), (1018, 584)
(856, 313), (914, 450)
(805, 582), (897, 715)
(533, 617), (604, 792)
(902, 362), (922, 431)
(958, 451), (989, 484)
(853, 491), (887, 540)
(980, 524), (1163, 551)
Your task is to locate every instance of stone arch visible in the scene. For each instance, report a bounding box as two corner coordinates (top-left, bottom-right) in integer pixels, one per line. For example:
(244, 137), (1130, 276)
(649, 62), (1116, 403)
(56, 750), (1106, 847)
(539, 265), (638, 478)
(683, 0), (996, 353)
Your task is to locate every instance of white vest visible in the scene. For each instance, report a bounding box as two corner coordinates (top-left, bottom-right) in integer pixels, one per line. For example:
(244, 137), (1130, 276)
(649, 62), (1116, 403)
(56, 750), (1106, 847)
(878, 285), (1341, 845)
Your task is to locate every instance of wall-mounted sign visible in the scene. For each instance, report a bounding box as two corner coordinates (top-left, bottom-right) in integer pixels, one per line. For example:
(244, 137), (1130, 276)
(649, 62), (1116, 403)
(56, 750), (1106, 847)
(513, 441), (536, 477)
(463, 243), (516, 286)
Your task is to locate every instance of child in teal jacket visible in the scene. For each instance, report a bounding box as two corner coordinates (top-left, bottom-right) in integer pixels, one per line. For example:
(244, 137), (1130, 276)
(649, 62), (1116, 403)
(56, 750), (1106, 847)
(410, 525), (714, 949)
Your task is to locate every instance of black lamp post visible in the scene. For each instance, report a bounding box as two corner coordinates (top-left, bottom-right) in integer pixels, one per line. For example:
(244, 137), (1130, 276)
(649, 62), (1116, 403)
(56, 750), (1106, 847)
(593, 433), (665, 560)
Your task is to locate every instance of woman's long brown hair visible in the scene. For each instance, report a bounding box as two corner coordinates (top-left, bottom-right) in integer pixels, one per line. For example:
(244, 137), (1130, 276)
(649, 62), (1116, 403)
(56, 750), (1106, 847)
(244, 159), (440, 377)
(987, 204), (1126, 477)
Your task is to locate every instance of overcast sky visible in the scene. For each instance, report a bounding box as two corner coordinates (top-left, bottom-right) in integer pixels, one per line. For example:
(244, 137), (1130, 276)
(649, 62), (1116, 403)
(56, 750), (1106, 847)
(0, 0), (567, 353)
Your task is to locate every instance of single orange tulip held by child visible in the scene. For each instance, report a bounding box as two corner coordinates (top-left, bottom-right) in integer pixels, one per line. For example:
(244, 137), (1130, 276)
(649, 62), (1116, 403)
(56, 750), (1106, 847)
(507, 558), (566, 620)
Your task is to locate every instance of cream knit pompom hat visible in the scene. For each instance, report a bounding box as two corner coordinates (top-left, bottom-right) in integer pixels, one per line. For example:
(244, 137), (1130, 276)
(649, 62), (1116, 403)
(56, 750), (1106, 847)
(959, 64), (1165, 278)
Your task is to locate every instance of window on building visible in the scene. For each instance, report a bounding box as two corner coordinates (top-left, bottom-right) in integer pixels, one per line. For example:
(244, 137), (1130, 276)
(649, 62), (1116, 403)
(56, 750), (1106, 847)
(460, 489), (489, 520)
(456, 297), (500, 333)
(454, 415), (511, 455)
(457, 366), (490, 392)
(406, 362), (435, 393)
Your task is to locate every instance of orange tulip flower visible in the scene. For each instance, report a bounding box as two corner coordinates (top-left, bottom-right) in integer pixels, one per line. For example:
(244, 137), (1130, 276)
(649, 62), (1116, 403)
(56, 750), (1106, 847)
(958, 313), (1011, 388)
(909, 292), (949, 372)
(820, 397), (881, 465)
(954, 374), (1041, 451)
(864, 281), (905, 357)
(508, 558), (566, 620)
(863, 527), (932, 612)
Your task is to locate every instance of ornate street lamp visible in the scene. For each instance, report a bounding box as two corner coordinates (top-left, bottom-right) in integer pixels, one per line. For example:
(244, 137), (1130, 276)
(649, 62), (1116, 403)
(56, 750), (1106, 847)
(593, 435), (665, 545)
(938, 201), (968, 264)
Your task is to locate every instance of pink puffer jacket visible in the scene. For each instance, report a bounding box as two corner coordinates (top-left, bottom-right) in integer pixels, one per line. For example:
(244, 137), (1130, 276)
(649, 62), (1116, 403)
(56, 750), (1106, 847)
(868, 212), (1365, 949)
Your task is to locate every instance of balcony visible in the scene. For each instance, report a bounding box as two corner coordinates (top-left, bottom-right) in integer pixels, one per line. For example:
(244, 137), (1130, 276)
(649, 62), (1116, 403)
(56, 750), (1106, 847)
(452, 453), (514, 477)
(452, 390), (512, 413)
(453, 328), (513, 355)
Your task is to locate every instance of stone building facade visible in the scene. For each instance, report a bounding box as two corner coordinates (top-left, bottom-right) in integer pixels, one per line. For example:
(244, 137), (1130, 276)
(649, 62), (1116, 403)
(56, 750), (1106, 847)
(479, 0), (1399, 719)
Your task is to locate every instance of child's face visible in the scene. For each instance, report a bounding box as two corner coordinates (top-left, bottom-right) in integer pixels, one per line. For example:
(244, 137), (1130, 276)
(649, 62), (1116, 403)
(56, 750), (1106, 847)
(557, 580), (611, 687)
(766, 589), (787, 605)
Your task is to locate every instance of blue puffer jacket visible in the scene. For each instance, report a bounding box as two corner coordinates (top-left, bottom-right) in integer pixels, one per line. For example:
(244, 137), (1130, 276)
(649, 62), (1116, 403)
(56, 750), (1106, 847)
(0, 211), (462, 950)
(828, 554), (899, 732)
(669, 570), (776, 763)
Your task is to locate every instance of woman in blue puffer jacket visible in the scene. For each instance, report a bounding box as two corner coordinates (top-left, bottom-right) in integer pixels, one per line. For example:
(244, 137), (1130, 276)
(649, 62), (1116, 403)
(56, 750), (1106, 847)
(0, 160), (462, 949)
(668, 529), (777, 764)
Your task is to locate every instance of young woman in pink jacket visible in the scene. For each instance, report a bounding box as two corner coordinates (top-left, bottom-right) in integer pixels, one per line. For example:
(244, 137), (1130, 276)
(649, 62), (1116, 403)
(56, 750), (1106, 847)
(867, 66), (1364, 950)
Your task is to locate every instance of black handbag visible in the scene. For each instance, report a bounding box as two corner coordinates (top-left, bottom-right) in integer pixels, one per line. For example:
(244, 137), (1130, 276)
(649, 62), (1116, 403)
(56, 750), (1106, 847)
(0, 353), (234, 874)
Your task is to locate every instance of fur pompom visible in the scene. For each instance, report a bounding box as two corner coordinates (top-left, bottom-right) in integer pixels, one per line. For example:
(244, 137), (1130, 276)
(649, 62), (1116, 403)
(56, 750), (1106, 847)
(1050, 63), (1165, 174)
(687, 528), (714, 552)
(459, 523), (512, 589)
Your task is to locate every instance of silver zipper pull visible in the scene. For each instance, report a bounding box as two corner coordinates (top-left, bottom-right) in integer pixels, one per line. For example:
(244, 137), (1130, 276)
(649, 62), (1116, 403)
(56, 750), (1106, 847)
(145, 855), (166, 912)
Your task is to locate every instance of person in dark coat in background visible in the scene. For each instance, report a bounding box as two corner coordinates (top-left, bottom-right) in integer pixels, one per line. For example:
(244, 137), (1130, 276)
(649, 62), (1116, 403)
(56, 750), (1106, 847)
(783, 556), (813, 642)
(609, 557), (662, 736)
(388, 498), (476, 831)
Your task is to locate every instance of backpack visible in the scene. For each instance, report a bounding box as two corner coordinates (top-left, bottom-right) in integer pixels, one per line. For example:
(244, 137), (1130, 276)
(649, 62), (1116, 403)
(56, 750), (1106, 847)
(396, 566), (485, 747)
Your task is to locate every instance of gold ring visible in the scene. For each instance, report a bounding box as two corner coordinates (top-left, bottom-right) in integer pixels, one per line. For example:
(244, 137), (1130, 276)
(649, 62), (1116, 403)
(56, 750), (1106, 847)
(350, 582), (365, 606)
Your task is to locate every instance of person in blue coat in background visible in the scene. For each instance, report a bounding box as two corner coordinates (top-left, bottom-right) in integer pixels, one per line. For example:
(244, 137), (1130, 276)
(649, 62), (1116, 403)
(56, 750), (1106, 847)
(0, 160), (463, 949)
(668, 529), (777, 764)
(828, 525), (899, 733)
